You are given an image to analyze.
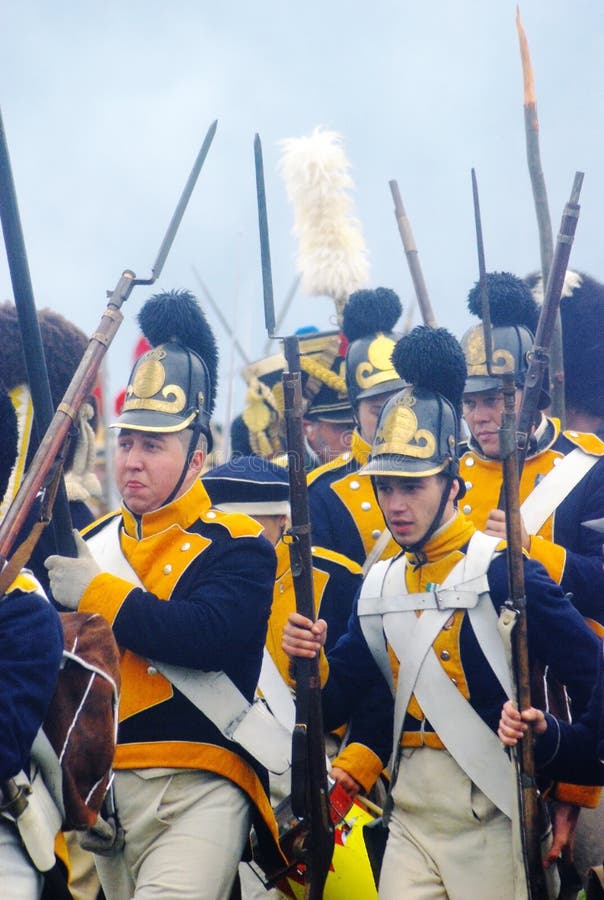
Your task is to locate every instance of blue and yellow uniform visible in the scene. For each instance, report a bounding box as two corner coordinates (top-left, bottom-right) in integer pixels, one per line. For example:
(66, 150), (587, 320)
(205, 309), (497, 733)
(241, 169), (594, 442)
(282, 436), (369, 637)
(308, 431), (399, 567)
(266, 539), (362, 687)
(325, 512), (601, 793)
(459, 419), (604, 631)
(80, 478), (281, 856)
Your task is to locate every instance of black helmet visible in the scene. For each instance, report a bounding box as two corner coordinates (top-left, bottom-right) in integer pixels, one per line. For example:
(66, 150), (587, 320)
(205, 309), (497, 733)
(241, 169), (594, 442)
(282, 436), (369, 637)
(342, 288), (405, 405)
(361, 327), (466, 490)
(112, 290), (217, 448)
(460, 271), (545, 404)
(362, 385), (459, 481)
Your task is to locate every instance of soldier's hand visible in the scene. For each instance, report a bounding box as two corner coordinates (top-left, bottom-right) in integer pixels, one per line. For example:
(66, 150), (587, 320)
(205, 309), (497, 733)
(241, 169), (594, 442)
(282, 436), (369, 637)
(485, 508), (530, 550)
(282, 613), (327, 659)
(498, 700), (547, 747)
(330, 766), (361, 799)
(45, 530), (100, 610)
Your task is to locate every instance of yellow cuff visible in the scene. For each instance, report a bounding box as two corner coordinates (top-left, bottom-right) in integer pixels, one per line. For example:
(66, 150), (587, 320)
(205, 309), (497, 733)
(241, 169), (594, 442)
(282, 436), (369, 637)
(527, 535), (566, 585)
(331, 742), (384, 793)
(79, 573), (134, 626)
(553, 783), (602, 809)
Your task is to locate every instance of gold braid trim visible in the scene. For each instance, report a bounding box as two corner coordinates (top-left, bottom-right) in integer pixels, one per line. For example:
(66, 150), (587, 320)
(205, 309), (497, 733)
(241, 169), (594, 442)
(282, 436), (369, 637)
(300, 356), (346, 394)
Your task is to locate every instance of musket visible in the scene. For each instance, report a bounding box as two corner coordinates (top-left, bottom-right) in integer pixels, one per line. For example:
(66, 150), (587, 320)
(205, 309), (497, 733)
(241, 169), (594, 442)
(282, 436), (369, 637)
(0, 120), (218, 583)
(471, 170), (546, 898)
(191, 264), (251, 366)
(516, 172), (583, 474)
(499, 373), (549, 900)
(516, 7), (564, 421)
(0, 107), (75, 558)
(254, 133), (334, 900)
(389, 179), (437, 327)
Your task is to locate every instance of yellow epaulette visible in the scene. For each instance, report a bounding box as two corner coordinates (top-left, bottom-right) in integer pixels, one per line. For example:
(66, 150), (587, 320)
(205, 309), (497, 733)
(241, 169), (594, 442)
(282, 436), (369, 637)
(307, 451), (353, 487)
(201, 507), (264, 539)
(563, 429), (604, 457)
(311, 545), (363, 576)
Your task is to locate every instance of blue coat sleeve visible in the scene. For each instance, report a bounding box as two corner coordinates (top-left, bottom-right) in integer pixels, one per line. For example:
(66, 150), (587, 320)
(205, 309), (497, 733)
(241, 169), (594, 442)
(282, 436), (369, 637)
(489, 555), (601, 716)
(320, 599), (393, 765)
(555, 456), (604, 624)
(0, 591), (63, 781)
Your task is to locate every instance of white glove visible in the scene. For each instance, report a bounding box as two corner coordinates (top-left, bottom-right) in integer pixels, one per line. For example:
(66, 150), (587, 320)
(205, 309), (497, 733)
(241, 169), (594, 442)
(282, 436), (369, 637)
(45, 530), (101, 609)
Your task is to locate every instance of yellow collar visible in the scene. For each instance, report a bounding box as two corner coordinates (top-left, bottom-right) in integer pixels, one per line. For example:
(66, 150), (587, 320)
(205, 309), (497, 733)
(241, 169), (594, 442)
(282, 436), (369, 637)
(121, 478), (211, 538)
(404, 511), (476, 566)
(351, 429), (372, 465)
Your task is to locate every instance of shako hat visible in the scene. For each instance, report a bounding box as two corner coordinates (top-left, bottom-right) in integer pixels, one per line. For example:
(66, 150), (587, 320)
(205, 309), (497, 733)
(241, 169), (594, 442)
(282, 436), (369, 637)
(460, 272), (546, 405)
(240, 352), (287, 459)
(526, 269), (604, 418)
(360, 326), (467, 494)
(112, 289), (218, 447)
(342, 287), (405, 405)
(203, 456), (290, 516)
(297, 328), (353, 423)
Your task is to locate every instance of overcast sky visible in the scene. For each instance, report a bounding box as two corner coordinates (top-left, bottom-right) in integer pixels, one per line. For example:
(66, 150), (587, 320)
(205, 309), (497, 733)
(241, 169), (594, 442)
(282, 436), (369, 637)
(1, 1), (603, 433)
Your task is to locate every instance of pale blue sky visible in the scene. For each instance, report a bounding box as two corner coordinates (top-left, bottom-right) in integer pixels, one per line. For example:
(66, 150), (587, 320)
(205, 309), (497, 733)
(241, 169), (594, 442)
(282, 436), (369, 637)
(1, 1), (603, 429)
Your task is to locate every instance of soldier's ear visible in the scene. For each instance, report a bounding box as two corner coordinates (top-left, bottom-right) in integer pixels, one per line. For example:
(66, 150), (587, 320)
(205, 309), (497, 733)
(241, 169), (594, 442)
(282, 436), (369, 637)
(188, 448), (205, 473)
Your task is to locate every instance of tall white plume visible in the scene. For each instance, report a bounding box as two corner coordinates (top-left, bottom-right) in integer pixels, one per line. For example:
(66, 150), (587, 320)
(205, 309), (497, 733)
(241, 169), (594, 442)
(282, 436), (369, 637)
(279, 127), (370, 323)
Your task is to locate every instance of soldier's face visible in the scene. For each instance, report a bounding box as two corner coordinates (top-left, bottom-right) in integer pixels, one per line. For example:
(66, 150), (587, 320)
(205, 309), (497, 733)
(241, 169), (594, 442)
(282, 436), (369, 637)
(115, 429), (201, 514)
(374, 474), (457, 547)
(462, 389), (522, 459)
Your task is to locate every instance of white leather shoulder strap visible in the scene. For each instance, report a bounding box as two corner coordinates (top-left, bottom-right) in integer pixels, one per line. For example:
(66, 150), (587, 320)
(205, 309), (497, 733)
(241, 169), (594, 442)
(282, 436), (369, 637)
(86, 518), (292, 774)
(521, 447), (598, 534)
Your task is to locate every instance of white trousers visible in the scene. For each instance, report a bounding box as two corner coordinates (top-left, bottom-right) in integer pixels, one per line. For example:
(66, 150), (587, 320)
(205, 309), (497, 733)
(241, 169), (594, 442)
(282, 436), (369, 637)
(95, 769), (252, 900)
(0, 817), (43, 900)
(378, 747), (523, 900)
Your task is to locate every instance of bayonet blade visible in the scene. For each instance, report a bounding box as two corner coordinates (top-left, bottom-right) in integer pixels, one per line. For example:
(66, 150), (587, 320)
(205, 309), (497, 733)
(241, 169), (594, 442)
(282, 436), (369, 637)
(151, 119), (218, 281)
(254, 133), (276, 338)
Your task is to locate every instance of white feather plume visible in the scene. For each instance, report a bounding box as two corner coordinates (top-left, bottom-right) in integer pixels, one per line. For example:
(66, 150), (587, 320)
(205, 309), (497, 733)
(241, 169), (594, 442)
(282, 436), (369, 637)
(279, 127), (370, 319)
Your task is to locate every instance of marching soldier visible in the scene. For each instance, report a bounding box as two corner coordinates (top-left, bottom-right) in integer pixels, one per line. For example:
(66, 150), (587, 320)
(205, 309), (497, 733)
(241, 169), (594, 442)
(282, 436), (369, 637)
(44, 290), (283, 900)
(283, 325), (601, 899)
(458, 270), (604, 868)
(307, 288), (405, 567)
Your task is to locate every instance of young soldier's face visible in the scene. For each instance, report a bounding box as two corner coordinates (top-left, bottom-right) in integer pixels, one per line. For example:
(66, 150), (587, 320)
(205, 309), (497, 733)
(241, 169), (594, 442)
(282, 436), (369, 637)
(462, 389), (522, 459)
(115, 429), (199, 514)
(374, 474), (453, 547)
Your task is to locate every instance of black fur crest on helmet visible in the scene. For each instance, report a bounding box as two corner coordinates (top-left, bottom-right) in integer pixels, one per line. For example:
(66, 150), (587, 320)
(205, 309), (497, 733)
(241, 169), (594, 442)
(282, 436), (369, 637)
(467, 271), (539, 333)
(391, 326), (467, 418)
(137, 288), (218, 414)
(341, 287), (402, 342)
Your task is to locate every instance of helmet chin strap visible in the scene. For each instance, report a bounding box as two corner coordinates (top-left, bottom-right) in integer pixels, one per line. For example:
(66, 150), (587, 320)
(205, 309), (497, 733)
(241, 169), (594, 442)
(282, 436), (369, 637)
(160, 425), (203, 509)
(400, 477), (453, 563)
